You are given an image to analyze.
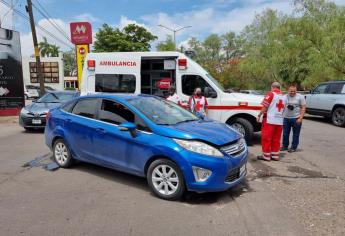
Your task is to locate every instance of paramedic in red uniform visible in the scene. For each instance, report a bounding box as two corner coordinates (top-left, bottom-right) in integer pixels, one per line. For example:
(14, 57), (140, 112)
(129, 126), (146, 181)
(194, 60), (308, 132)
(257, 82), (286, 161)
(166, 86), (181, 106)
(188, 87), (208, 118)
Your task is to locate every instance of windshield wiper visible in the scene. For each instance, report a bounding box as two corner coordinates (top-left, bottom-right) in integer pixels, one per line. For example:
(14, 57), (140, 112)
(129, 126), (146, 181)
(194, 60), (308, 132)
(174, 119), (199, 125)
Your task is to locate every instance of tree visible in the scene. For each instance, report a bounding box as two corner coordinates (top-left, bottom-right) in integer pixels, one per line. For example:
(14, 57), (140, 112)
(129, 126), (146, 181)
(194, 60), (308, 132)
(93, 23), (157, 52)
(156, 35), (176, 51)
(63, 50), (76, 76)
(38, 37), (60, 57)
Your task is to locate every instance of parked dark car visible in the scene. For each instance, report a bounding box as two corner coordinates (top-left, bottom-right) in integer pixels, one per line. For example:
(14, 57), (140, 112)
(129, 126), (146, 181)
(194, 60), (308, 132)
(19, 91), (79, 130)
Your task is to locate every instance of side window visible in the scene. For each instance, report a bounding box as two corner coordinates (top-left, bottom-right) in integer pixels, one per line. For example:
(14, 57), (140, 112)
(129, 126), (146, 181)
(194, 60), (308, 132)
(328, 83), (344, 94)
(182, 75), (212, 96)
(313, 84), (328, 94)
(72, 99), (98, 118)
(61, 101), (76, 113)
(95, 74), (136, 93)
(99, 99), (151, 132)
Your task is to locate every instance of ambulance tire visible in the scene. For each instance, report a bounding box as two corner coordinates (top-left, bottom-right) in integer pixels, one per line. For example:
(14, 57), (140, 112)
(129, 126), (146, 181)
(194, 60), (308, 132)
(229, 118), (254, 145)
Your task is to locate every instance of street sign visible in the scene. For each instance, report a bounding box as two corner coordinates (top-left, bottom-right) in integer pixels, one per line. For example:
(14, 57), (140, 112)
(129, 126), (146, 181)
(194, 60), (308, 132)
(70, 22), (92, 45)
(0, 28), (25, 116)
(76, 44), (89, 89)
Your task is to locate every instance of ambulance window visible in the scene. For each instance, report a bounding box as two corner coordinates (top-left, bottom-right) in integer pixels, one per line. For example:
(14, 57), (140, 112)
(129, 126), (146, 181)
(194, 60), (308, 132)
(182, 75), (212, 96)
(95, 74), (136, 93)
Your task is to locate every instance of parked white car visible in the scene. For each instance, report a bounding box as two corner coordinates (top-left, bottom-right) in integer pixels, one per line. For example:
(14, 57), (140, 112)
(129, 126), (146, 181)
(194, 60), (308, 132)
(24, 85), (39, 99)
(305, 80), (345, 127)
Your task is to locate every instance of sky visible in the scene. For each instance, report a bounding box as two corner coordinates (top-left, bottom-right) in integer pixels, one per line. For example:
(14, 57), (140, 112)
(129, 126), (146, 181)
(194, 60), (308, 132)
(1, 0), (345, 56)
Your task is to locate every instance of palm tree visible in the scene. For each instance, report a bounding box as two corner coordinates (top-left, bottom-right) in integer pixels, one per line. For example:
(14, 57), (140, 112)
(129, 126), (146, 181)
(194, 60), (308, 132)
(38, 37), (50, 57)
(38, 37), (60, 57)
(49, 45), (60, 57)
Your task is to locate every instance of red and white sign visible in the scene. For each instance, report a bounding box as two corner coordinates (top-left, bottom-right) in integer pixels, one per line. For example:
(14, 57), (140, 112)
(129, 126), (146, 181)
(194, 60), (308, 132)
(70, 22), (92, 45)
(157, 78), (172, 90)
(79, 47), (86, 55)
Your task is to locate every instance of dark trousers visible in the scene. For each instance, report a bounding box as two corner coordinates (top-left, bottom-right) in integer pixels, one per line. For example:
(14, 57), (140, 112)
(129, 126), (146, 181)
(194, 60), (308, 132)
(282, 118), (302, 149)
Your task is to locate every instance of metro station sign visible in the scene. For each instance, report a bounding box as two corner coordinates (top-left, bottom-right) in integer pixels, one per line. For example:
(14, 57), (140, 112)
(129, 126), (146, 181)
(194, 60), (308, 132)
(70, 22), (92, 45)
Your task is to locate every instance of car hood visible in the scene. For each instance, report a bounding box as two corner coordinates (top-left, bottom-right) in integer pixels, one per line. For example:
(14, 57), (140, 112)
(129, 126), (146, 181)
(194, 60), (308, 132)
(155, 119), (242, 146)
(25, 102), (61, 114)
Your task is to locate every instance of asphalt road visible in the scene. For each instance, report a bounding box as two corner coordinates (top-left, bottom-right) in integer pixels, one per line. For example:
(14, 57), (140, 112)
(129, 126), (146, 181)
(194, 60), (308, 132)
(0, 115), (344, 236)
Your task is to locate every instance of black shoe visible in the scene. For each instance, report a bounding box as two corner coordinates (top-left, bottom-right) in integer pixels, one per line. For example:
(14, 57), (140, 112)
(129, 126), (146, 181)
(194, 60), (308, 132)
(280, 146), (288, 151)
(288, 148), (297, 153)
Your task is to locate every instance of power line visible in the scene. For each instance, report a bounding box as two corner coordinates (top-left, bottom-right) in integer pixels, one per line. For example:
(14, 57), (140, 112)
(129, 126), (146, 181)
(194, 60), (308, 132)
(32, 0), (71, 42)
(0, 0), (73, 49)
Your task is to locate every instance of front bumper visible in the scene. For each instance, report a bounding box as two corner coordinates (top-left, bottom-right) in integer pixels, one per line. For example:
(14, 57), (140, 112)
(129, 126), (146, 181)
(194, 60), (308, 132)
(179, 149), (248, 192)
(19, 114), (46, 128)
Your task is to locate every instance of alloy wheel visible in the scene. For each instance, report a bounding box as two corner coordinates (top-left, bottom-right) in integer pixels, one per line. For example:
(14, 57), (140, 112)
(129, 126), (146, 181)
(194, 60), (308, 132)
(332, 108), (345, 126)
(151, 164), (179, 196)
(54, 142), (69, 165)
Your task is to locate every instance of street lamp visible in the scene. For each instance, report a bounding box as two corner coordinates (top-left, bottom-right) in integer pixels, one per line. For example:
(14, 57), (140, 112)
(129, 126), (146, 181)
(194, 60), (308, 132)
(158, 24), (192, 49)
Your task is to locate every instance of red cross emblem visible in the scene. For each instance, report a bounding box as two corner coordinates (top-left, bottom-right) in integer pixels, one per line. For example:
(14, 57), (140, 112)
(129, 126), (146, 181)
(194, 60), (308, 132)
(276, 99), (284, 112)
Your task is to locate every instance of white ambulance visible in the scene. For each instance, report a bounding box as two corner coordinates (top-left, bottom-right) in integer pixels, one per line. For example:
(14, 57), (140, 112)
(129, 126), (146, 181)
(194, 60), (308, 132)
(81, 52), (263, 143)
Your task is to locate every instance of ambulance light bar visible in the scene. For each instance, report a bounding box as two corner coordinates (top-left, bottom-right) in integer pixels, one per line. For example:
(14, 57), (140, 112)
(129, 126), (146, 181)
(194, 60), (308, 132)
(87, 60), (95, 71)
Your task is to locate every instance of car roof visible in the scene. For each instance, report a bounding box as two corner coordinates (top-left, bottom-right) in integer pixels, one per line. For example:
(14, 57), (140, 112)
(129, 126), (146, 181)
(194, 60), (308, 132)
(81, 93), (155, 102)
(320, 80), (345, 84)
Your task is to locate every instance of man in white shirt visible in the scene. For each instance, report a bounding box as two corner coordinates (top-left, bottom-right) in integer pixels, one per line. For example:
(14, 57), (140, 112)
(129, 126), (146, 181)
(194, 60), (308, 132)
(166, 86), (181, 106)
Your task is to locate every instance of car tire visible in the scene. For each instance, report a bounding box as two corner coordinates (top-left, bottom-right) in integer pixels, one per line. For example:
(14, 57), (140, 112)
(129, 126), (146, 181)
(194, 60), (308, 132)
(53, 139), (74, 168)
(332, 107), (345, 127)
(228, 117), (254, 144)
(147, 159), (185, 201)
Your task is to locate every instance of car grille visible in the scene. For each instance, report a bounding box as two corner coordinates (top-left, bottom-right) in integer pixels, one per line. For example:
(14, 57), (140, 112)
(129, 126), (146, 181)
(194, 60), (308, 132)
(225, 168), (240, 183)
(221, 139), (246, 157)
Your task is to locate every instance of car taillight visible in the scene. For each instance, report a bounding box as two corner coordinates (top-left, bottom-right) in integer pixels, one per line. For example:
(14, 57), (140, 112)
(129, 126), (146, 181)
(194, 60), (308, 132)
(87, 60), (95, 71)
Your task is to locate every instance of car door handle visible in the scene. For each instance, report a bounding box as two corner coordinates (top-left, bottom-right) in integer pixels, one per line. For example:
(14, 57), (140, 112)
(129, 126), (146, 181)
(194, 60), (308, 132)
(66, 118), (72, 123)
(96, 128), (106, 134)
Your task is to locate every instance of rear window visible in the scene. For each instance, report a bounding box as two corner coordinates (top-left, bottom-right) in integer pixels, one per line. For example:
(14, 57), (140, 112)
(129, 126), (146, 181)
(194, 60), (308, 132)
(95, 74), (136, 93)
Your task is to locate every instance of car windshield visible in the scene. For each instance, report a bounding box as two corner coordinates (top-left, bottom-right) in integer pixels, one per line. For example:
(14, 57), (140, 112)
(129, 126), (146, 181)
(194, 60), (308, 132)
(128, 96), (199, 125)
(36, 93), (75, 103)
(206, 74), (225, 92)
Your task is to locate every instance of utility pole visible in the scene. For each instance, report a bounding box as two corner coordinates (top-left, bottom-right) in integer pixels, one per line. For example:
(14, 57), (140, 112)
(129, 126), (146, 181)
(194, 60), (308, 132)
(26, 0), (45, 96)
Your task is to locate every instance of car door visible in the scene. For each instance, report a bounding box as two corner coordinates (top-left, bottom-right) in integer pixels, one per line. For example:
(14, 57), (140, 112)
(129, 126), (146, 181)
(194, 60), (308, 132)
(93, 99), (155, 175)
(179, 74), (222, 120)
(326, 83), (345, 107)
(307, 84), (329, 110)
(63, 98), (100, 163)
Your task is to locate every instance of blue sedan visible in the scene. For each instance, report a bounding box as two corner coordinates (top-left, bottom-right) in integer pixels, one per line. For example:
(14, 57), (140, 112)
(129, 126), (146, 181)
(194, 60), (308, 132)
(45, 94), (247, 200)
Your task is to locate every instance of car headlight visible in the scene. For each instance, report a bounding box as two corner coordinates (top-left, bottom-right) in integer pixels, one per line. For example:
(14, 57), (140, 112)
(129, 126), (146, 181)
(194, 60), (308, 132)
(20, 108), (29, 115)
(173, 139), (224, 157)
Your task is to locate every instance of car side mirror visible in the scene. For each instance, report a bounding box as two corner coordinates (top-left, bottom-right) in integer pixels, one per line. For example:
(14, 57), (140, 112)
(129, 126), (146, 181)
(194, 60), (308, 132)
(204, 87), (217, 98)
(119, 122), (137, 138)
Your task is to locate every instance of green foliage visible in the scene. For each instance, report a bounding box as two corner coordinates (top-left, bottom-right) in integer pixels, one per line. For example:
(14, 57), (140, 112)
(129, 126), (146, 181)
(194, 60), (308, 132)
(93, 24), (157, 52)
(186, 0), (345, 91)
(63, 50), (76, 76)
(38, 37), (60, 57)
(156, 35), (176, 51)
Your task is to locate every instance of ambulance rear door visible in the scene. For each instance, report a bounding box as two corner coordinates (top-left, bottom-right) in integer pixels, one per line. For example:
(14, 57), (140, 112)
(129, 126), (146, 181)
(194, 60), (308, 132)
(83, 53), (141, 94)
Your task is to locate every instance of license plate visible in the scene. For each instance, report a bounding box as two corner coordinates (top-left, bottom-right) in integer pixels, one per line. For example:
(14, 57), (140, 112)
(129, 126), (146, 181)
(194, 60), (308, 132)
(240, 164), (246, 175)
(32, 119), (42, 124)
